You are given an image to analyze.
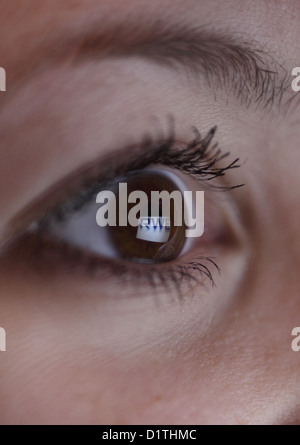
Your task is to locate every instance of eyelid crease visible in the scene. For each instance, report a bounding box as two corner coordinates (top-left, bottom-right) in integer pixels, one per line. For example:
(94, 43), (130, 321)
(0, 118), (242, 254)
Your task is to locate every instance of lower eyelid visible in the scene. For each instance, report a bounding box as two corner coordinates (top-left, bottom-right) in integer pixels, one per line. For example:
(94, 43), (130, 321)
(2, 231), (222, 299)
(0, 187), (241, 299)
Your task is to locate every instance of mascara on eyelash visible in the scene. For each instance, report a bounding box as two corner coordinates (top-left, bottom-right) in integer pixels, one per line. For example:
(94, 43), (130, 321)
(37, 120), (243, 228)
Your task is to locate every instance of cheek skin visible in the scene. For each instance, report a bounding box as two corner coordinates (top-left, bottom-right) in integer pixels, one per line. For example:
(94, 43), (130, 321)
(0, 257), (241, 424)
(0, 284), (245, 425)
(0, 241), (299, 426)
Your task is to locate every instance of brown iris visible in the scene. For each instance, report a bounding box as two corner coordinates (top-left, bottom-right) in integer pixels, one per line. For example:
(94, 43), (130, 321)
(108, 170), (186, 263)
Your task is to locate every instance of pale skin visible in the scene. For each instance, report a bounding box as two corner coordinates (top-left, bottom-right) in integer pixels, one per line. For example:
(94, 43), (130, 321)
(0, 0), (300, 425)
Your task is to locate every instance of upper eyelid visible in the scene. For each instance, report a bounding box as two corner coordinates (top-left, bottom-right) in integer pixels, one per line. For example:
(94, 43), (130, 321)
(33, 126), (242, 231)
(0, 128), (175, 252)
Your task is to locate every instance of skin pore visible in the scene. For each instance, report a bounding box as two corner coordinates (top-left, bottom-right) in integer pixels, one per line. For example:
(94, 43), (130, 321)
(0, 0), (300, 424)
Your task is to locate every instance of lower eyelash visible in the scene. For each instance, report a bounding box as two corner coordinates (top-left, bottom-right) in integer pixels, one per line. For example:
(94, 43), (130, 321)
(14, 232), (220, 299)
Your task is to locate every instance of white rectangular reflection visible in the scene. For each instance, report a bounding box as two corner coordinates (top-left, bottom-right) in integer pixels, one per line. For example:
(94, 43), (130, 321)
(137, 217), (171, 243)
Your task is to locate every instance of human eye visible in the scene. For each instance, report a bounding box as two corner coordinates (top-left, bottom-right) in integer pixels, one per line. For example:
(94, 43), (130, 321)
(3, 118), (243, 299)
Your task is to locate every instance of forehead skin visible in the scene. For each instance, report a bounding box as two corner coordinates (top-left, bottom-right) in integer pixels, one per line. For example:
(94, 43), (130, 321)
(0, 0), (299, 82)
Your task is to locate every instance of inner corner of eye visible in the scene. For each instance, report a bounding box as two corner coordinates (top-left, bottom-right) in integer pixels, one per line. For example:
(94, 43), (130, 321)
(44, 168), (213, 265)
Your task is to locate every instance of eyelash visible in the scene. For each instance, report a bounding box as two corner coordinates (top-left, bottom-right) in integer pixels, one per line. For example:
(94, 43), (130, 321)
(37, 119), (242, 226)
(18, 119), (241, 296)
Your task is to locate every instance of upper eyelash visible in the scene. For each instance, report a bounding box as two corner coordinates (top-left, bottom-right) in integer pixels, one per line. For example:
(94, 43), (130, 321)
(151, 125), (241, 186)
(37, 117), (242, 226)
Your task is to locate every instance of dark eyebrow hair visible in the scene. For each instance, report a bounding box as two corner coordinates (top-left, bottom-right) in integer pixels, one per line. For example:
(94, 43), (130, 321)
(3, 20), (294, 114)
(64, 23), (292, 112)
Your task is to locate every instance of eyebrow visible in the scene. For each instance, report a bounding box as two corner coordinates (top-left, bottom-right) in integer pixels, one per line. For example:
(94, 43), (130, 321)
(4, 20), (294, 114)
(60, 23), (292, 112)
